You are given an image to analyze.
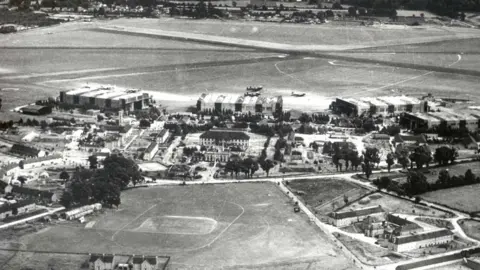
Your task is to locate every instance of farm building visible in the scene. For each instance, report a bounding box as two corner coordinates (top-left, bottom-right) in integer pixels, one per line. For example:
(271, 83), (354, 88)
(328, 205), (384, 227)
(64, 203), (102, 220)
(10, 144), (45, 158)
(89, 254), (116, 270)
(132, 255), (159, 270)
(200, 129), (250, 150)
(362, 213), (424, 238)
(196, 93), (283, 115)
(0, 200), (36, 220)
(157, 129), (170, 144)
(59, 85), (150, 112)
(20, 105), (52, 115)
(388, 229), (454, 252)
(143, 142), (159, 161)
(401, 111), (480, 132)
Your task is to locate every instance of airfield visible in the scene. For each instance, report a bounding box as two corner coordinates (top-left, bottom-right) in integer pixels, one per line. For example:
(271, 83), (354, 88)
(1, 18), (480, 115)
(0, 183), (355, 269)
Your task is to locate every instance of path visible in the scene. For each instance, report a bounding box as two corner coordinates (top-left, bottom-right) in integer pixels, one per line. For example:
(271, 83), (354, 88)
(0, 207), (65, 230)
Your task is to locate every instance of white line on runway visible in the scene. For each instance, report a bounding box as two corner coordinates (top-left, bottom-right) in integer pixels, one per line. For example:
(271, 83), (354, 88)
(110, 204), (157, 241)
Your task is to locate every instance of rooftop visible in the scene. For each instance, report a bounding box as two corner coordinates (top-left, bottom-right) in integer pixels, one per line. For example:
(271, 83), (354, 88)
(330, 205), (384, 220)
(200, 129), (250, 141)
(392, 229), (453, 245)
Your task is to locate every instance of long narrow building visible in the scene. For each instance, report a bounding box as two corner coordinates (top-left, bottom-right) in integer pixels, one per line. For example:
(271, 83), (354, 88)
(59, 85), (150, 111)
(197, 93), (283, 115)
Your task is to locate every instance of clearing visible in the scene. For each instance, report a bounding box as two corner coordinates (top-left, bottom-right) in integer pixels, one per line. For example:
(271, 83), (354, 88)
(0, 183), (355, 269)
(421, 183), (480, 213)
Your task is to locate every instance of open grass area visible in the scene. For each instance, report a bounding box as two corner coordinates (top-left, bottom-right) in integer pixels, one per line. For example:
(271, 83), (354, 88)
(286, 178), (369, 214)
(421, 183), (480, 213)
(0, 183), (355, 269)
(346, 192), (453, 218)
(459, 220), (480, 241)
(423, 161), (480, 183)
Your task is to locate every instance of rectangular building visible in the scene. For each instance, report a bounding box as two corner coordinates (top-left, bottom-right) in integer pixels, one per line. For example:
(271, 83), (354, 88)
(200, 129), (250, 150)
(197, 93), (282, 115)
(327, 205), (384, 227)
(59, 85), (150, 112)
(388, 229), (454, 252)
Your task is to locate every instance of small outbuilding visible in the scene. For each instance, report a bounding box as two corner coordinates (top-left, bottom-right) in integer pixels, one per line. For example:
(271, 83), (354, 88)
(20, 105), (52, 116)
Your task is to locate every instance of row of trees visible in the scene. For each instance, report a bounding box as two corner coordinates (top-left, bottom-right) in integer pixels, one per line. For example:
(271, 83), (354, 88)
(60, 155), (141, 208)
(374, 167), (480, 197)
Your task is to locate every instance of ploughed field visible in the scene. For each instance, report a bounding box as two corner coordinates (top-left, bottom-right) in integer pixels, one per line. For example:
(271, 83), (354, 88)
(0, 183), (355, 269)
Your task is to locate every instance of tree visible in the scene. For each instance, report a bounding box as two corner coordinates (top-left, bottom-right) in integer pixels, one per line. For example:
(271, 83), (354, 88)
(260, 159), (274, 177)
(364, 147), (380, 168)
(436, 169), (451, 188)
(410, 146), (432, 169)
(373, 176), (391, 190)
(348, 6), (356, 16)
(386, 153), (394, 172)
(88, 155), (98, 169)
(343, 194), (349, 204)
(17, 176), (27, 187)
(465, 169), (476, 184)
(60, 191), (73, 208)
(363, 162), (373, 179)
(40, 120), (48, 131)
(139, 119), (151, 128)
(19, 160), (24, 169)
(403, 171), (429, 196)
(60, 171), (70, 182)
(97, 114), (104, 122)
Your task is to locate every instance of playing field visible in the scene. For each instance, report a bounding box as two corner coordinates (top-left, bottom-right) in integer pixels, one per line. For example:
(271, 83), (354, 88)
(0, 183), (355, 269)
(421, 183), (480, 213)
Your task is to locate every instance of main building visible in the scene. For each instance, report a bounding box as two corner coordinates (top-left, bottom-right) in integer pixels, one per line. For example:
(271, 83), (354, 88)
(59, 85), (150, 111)
(197, 93), (283, 115)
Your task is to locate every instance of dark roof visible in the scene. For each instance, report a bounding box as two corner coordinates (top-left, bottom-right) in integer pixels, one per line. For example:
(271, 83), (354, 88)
(145, 142), (157, 153)
(394, 134), (427, 144)
(21, 105), (52, 115)
(200, 130), (250, 141)
(102, 254), (114, 263)
(330, 206), (384, 220)
(393, 229), (453, 245)
(373, 133), (391, 140)
(89, 254), (114, 263)
(159, 129), (169, 137)
(132, 255), (157, 265)
(89, 254), (102, 263)
(102, 124), (132, 134)
(10, 144), (40, 157)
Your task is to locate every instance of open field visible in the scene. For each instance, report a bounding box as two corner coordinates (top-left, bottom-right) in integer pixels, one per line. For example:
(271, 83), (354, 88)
(346, 192), (453, 218)
(286, 178), (369, 214)
(105, 18), (462, 46)
(0, 183), (355, 269)
(422, 184), (480, 213)
(459, 220), (480, 241)
(423, 162), (480, 183)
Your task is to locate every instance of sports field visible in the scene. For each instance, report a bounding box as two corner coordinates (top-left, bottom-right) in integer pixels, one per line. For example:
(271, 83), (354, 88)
(0, 183), (355, 269)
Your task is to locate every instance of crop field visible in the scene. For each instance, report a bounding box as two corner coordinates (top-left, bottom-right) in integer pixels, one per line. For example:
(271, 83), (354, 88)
(286, 178), (369, 214)
(459, 220), (480, 241)
(346, 192), (453, 218)
(421, 183), (480, 213)
(0, 183), (355, 269)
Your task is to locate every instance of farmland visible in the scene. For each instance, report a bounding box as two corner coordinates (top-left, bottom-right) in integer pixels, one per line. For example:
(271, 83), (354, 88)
(286, 178), (370, 215)
(421, 183), (480, 213)
(346, 192), (453, 218)
(0, 183), (355, 269)
(459, 220), (480, 241)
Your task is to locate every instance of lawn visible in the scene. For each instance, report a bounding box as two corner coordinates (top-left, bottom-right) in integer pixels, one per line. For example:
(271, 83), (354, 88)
(459, 220), (480, 241)
(421, 184), (480, 213)
(286, 178), (369, 214)
(423, 161), (480, 184)
(0, 183), (355, 269)
(346, 192), (454, 218)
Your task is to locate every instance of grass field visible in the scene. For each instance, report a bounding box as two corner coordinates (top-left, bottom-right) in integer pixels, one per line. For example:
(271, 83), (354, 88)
(286, 178), (369, 214)
(346, 192), (453, 218)
(421, 183), (480, 213)
(459, 220), (480, 241)
(0, 183), (355, 269)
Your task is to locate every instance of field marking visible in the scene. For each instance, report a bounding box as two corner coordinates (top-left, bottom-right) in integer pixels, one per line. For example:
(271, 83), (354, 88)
(248, 216), (270, 242)
(274, 61), (310, 87)
(0, 67), (122, 80)
(111, 204), (157, 241)
(134, 215), (218, 235)
(347, 54), (462, 96)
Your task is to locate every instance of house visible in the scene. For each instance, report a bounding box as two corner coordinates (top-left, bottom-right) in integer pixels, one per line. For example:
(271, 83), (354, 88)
(327, 205), (384, 227)
(388, 229), (453, 252)
(157, 129), (170, 144)
(10, 144), (45, 158)
(20, 105), (52, 115)
(143, 142), (159, 161)
(372, 133), (390, 140)
(200, 129), (250, 150)
(0, 200), (36, 220)
(204, 151), (230, 162)
(132, 255), (159, 270)
(89, 254), (115, 270)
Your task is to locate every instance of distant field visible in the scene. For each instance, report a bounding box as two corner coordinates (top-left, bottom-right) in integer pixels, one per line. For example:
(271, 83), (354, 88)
(424, 161), (480, 184)
(421, 183), (480, 213)
(106, 18), (455, 46)
(459, 219), (480, 241)
(0, 183), (355, 269)
(346, 192), (453, 218)
(286, 178), (369, 214)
